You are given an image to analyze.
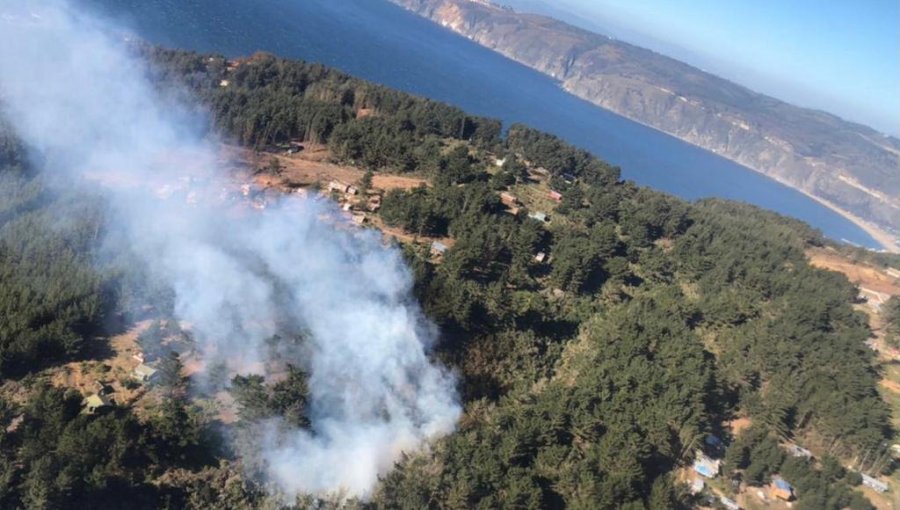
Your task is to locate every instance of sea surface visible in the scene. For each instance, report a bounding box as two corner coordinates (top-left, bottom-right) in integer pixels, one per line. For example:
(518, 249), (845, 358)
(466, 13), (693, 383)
(78, 0), (880, 248)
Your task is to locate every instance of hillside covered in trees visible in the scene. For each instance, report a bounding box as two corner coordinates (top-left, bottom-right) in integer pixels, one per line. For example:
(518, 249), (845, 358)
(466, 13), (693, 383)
(0, 47), (896, 509)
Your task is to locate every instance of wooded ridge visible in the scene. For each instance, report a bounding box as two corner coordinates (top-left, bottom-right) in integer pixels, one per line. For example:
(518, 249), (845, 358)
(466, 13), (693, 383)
(0, 46), (894, 509)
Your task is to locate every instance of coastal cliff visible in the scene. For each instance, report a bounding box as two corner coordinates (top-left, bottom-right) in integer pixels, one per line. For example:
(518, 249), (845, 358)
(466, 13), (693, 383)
(390, 0), (900, 247)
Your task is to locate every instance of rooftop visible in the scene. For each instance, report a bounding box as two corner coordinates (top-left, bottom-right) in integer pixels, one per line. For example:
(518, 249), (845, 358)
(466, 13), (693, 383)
(134, 363), (158, 377)
(774, 478), (792, 491)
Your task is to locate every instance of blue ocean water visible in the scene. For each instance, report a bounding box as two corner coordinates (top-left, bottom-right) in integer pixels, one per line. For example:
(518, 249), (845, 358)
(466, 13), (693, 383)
(79, 0), (881, 248)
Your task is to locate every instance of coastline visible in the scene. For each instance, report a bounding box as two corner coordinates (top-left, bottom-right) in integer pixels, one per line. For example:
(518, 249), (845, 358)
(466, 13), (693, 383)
(568, 80), (900, 252)
(511, 49), (899, 252)
(553, 82), (899, 253)
(789, 183), (899, 254)
(397, 4), (898, 253)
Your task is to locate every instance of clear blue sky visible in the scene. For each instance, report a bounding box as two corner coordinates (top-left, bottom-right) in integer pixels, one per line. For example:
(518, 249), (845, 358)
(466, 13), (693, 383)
(517, 0), (900, 136)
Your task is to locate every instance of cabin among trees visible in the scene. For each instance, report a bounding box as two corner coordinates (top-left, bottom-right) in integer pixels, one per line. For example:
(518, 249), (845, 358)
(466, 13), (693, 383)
(83, 394), (112, 415)
(133, 364), (159, 383)
(770, 476), (794, 501)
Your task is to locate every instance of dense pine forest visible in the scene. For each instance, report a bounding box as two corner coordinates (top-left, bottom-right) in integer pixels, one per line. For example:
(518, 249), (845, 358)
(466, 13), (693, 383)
(0, 47), (897, 509)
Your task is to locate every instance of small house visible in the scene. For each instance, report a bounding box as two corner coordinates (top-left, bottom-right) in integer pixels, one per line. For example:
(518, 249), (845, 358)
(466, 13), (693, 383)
(133, 363), (159, 383)
(494, 157), (507, 167)
(861, 473), (888, 493)
(785, 443), (813, 459)
(529, 211), (549, 223)
(328, 181), (350, 194)
(367, 195), (382, 212)
(351, 214), (367, 225)
(562, 173), (577, 184)
(689, 478), (705, 495)
(84, 394), (111, 415)
(770, 476), (794, 501)
(534, 252), (547, 263)
(346, 186), (359, 196)
(431, 241), (448, 257)
(548, 190), (563, 202)
(219, 79), (230, 87)
(500, 192), (519, 207)
(891, 444), (900, 459)
(692, 452), (720, 478)
(859, 287), (889, 311)
(886, 267), (900, 279)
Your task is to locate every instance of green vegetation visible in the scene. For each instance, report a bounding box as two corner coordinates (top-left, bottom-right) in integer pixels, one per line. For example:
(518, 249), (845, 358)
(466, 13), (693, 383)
(143, 47), (501, 171)
(0, 48), (892, 508)
(723, 427), (873, 510)
(0, 384), (213, 508)
(886, 296), (900, 348)
(0, 122), (107, 379)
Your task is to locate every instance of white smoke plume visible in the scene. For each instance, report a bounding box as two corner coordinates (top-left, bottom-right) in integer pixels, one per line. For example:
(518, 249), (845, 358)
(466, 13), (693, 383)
(0, 0), (460, 499)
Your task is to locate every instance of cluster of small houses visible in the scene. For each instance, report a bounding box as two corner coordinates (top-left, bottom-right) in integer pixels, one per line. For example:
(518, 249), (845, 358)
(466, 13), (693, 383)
(500, 190), (556, 225)
(429, 188), (548, 263)
(690, 436), (888, 509)
(155, 153), (570, 267)
(428, 173), (568, 262)
(81, 346), (167, 415)
(328, 180), (383, 225)
(81, 361), (159, 416)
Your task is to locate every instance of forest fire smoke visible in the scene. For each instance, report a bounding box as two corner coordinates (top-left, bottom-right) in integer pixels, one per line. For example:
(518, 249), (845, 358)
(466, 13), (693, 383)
(0, 0), (460, 499)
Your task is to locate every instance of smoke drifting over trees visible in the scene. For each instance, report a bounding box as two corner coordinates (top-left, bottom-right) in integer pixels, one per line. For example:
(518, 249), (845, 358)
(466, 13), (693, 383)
(0, 0), (459, 499)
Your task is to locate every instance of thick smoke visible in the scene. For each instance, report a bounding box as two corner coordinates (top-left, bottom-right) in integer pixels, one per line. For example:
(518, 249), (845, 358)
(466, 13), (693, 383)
(0, 0), (460, 498)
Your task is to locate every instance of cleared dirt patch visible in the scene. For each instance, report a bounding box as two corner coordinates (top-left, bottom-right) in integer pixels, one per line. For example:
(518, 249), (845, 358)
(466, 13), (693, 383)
(728, 417), (753, 436)
(366, 215), (453, 248)
(807, 248), (900, 296)
(226, 145), (427, 192)
(881, 378), (900, 394)
(45, 321), (154, 408)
